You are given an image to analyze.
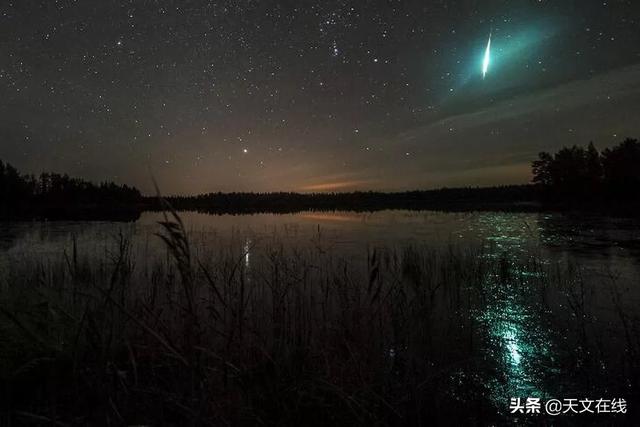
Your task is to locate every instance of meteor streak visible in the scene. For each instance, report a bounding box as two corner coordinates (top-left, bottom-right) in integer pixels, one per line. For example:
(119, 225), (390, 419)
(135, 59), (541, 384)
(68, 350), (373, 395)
(482, 31), (491, 79)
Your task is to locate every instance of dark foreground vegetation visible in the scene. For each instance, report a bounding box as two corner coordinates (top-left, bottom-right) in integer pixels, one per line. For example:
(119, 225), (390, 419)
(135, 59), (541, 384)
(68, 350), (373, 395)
(0, 208), (637, 425)
(2, 137), (639, 220)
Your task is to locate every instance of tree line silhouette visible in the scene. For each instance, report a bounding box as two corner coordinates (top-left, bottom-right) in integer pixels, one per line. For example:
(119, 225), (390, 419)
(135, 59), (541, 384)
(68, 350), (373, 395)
(1, 137), (639, 219)
(0, 160), (141, 219)
(158, 186), (537, 215)
(158, 138), (640, 214)
(532, 138), (640, 199)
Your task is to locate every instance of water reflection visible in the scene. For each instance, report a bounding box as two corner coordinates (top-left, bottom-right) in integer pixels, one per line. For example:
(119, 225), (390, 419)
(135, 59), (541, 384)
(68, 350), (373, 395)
(471, 213), (557, 411)
(244, 237), (252, 269)
(0, 209), (638, 418)
(299, 212), (363, 223)
(478, 276), (554, 409)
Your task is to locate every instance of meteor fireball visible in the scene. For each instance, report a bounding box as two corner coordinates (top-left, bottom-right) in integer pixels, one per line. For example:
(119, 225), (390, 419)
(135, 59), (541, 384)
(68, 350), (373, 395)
(482, 31), (491, 79)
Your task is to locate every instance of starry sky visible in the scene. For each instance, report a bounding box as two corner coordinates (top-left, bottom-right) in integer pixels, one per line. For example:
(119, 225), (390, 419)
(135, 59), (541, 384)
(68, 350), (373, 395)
(1, 0), (640, 194)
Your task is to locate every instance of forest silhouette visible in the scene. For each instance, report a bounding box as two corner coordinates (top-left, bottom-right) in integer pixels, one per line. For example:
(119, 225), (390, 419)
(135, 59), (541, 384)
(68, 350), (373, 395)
(532, 137), (640, 199)
(0, 162), (141, 219)
(1, 137), (639, 219)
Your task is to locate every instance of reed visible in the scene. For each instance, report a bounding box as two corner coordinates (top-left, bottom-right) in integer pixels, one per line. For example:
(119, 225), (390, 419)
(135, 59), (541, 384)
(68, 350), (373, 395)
(0, 210), (636, 425)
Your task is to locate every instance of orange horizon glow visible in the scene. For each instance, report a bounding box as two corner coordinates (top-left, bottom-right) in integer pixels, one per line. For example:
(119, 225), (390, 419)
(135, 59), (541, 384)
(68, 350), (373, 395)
(299, 180), (373, 192)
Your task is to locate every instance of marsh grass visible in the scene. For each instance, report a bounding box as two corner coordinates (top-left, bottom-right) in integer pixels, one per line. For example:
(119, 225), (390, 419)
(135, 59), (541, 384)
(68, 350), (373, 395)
(0, 210), (637, 425)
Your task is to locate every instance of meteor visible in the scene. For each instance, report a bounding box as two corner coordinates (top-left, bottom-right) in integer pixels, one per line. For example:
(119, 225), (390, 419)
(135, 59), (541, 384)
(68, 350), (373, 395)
(482, 31), (491, 79)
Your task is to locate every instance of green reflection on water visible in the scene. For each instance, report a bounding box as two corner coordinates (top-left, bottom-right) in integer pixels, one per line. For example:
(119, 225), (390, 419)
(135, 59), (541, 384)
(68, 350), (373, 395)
(474, 213), (556, 409)
(480, 297), (548, 401)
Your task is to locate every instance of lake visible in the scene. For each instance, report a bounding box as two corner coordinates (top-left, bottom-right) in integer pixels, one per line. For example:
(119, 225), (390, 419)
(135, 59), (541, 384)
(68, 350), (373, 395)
(3, 210), (639, 281)
(1, 209), (639, 422)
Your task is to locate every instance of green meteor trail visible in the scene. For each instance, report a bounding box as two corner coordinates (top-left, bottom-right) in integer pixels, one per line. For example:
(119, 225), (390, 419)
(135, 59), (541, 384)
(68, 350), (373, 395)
(482, 31), (491, 79)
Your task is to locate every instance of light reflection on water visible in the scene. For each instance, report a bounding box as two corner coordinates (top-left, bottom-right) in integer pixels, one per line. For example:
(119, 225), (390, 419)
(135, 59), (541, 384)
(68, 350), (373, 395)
(477, 277), (554, 409)
(244, 237), (251, 269)
(1, 210), (639, 416)
(472, 213), (556, 409)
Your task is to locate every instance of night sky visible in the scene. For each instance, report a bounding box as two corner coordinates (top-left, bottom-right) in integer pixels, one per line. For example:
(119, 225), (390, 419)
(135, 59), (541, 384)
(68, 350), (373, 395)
(1, 1), (640, 194)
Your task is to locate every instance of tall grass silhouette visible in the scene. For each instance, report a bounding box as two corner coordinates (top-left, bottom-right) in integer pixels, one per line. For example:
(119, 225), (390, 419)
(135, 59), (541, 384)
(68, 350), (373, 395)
(0, 208), (637, 425)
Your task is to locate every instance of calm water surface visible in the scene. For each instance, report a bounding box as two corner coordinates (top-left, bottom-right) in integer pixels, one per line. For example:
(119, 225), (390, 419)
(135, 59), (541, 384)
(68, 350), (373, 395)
(1, 210), (639, 419)
(2, 210), (639, 278)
